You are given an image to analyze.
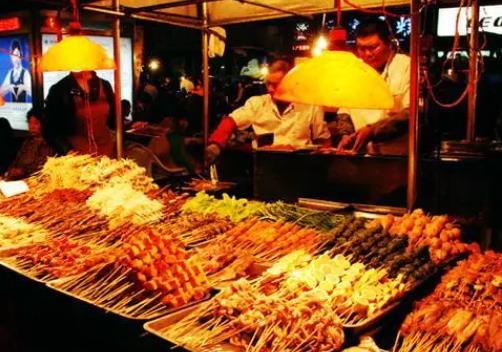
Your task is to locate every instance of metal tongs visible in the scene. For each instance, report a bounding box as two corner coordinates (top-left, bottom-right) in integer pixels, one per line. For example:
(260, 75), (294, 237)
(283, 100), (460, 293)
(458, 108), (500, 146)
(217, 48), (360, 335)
(209, 164), (219, 186)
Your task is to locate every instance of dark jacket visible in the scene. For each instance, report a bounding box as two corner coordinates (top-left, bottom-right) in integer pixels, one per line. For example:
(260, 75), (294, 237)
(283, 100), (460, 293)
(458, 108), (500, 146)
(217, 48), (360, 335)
(43, 72), (115, 155)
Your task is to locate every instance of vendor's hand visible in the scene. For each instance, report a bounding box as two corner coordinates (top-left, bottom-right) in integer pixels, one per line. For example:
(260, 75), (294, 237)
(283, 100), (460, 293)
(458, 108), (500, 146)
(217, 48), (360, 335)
(352, 125), (373, 152)
(337, 134), (354, 150)
(131, 121), (148, 130)
(205, 143), (221, 166)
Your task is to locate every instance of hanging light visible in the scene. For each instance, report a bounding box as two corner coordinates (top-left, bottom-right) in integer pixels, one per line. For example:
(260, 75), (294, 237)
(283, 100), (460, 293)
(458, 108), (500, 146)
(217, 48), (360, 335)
(40, 36), (115, 72)
(39, 0), (115, 72)
(274, 51), (393, 109)
(312, 35), (328, 57)
(275, 1), (393, 110)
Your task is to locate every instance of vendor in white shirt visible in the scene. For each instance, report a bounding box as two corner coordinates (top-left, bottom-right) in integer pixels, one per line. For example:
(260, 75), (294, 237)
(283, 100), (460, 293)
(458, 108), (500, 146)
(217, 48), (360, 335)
(0, 40), (32, 103)
(205, 59), (331, 164)
(337, 19), (410, 154)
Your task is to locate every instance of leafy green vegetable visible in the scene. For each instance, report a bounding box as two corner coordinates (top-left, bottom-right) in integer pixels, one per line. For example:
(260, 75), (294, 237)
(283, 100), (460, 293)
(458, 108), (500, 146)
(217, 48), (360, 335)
(181, 192), (265, 222)
(259, 201), (345, 232)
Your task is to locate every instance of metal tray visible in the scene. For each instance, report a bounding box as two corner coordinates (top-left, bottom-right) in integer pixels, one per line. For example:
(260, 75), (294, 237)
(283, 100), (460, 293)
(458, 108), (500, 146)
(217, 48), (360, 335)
(0, 245), (47, 283)
(144, 304), (242, 352)
(47, 279), (212, 321)
(210, 261), (271, 291)
(343, 300), (401, 335)
(297, 198), (351, 212)
(144, 301), (393, 352)
(297, 199), (406, 217)
(342, 254), (464, 335)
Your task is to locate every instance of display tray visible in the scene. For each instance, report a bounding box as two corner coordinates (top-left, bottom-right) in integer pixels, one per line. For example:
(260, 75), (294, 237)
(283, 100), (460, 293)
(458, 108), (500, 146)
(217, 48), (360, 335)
(343, 300), (401, 335)
(144, 304), (241, 352)
(343, 254), (465, 335)
(209, 261), (271, 291)
(297, 198), (351, 212)
(181, 181), (237, 193)
(255, 145), (319, 153)
(0, 245), (46, 283)
(145, 303), (393, 352)
(297, 199), (406, 216)
(47, 280), (213, 321)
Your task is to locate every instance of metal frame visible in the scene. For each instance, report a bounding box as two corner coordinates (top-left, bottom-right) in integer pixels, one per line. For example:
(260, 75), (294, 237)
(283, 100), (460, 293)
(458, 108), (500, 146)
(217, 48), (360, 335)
(407, 0), (420, 210)
(112, 0), (123, 158)
(467, 0), (479, 142)
(82, 0), (420, 209)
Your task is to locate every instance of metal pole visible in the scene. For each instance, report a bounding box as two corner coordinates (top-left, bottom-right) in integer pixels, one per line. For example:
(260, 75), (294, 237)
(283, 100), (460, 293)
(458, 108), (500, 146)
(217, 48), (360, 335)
(202, 1), (210, 158)
(467, 0), (479, 142)
(407, 0), (420, 211)
(113, 0), (123, 159)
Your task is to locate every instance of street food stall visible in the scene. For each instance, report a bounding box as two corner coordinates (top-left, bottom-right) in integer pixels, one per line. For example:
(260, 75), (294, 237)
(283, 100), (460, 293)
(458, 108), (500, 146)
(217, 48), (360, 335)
(0, 0), (500, 351)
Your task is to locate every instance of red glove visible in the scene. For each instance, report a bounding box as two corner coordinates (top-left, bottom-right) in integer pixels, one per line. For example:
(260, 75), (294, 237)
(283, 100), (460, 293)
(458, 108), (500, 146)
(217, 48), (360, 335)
(209, 116), (237, 148)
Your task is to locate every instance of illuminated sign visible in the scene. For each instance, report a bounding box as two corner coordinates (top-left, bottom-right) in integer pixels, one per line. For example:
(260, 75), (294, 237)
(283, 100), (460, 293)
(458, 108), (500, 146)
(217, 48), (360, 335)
(438, 5), (502, 36)
(292, 44), (311, 51)
(0, 17), (21, 32)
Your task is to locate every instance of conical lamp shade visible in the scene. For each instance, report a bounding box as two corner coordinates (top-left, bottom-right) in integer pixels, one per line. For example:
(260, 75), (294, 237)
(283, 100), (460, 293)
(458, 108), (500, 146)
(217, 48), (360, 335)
(274, 51), (394, 109)
(40, 36), (115, 72)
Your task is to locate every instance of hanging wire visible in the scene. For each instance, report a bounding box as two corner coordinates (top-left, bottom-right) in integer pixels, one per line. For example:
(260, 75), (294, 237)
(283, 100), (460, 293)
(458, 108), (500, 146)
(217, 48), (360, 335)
(422, 0), (483, 108)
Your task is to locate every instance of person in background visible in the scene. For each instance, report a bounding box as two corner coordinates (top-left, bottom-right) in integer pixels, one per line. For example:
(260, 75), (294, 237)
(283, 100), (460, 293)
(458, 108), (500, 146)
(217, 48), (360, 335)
(122, 99), (131, 122)
(180, 75), (195, 94)
(43, 71), (115, 156)
(5, 108), (54, 180)
(337, 19), (410, 154)
(0, 118), (16, 175)
(205, 59), (331, 164)
(0, 40), (32, 103)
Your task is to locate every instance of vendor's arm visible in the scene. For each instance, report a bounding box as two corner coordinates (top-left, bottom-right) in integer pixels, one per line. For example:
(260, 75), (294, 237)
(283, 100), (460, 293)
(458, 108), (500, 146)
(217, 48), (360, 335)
(208, 95), (257, 148)
(206, 96), (258, 165)
(311, 106), (331, 146)
(369, 108), (409, 141)
(350, 109), (409, 152)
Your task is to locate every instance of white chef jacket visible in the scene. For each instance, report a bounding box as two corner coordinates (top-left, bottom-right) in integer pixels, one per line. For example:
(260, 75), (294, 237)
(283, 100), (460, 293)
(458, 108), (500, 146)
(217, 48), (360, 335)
(230, 94), (330, 147)
(339, 53), (410, 131)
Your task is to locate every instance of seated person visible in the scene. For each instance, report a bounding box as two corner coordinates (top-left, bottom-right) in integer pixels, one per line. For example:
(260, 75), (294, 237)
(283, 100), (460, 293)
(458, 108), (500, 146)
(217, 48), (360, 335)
(5, 108), (54, 180)
(206, 58), (331, 164)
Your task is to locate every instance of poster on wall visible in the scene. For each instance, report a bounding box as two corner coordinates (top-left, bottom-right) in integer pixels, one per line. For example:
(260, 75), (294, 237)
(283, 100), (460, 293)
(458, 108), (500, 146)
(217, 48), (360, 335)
(42, 34), (133, 105)
(0, 35), (33, 131)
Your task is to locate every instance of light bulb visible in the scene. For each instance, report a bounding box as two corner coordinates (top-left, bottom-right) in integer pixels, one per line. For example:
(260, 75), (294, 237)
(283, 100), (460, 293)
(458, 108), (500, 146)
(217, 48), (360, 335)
(312, 35), (328, 57)
(148, 59), (160, 71)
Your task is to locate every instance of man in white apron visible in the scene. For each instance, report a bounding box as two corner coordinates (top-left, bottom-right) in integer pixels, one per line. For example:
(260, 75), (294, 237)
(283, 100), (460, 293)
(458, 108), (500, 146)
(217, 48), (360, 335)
(206, 59), (330, 164)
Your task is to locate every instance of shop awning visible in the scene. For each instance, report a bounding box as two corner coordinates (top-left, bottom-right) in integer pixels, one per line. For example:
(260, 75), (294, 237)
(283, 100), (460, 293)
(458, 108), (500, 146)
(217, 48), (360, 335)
(84, 0), (409, 28)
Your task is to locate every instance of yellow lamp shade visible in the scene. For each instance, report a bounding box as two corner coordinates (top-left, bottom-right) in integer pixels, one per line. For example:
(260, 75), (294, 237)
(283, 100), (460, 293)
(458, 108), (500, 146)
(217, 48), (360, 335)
(274, 51), (394, 109)
(40, 35), (115, 72)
